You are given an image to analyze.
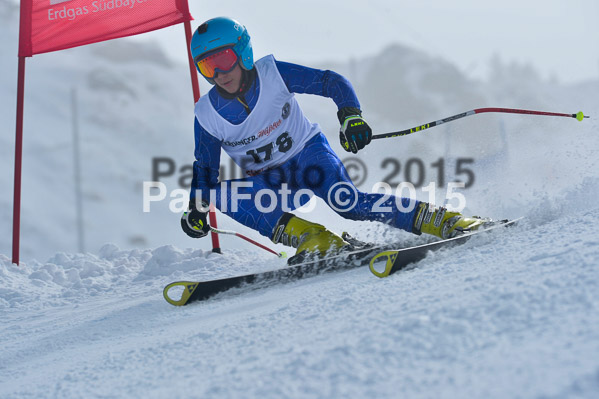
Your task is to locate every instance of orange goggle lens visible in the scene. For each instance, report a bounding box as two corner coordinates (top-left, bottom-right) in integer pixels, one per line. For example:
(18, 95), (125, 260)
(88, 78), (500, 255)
(196, 48), (238, 79)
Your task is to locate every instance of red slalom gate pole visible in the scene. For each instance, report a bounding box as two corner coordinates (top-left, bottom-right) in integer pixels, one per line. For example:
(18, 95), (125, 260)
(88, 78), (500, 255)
(184, 19), (200, 103)
(372, 107), (589, 140)
(12, 56), (26, 265)
(184, 19), (221, 254)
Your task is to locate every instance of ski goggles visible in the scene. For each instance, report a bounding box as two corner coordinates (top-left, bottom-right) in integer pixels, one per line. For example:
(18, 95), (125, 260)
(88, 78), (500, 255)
(195, 47), (238, 79)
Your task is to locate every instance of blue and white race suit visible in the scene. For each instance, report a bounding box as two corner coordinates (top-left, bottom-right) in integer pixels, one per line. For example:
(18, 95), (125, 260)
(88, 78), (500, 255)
(191, 55), (419, 238)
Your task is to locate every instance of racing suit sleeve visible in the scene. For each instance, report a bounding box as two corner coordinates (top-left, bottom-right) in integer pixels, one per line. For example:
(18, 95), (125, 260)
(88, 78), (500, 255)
(190, 117), (221, 204)
(275, 59), (361, 110)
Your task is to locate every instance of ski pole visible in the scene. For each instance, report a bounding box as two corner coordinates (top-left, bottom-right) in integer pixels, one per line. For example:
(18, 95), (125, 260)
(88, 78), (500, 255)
(371, 108), (589, 140)
(210, 227), (287, 258)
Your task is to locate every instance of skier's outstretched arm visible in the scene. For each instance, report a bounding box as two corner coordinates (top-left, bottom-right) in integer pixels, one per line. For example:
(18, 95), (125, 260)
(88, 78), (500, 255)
(275, 60), (372, 154)
(275, 59), (360, 109)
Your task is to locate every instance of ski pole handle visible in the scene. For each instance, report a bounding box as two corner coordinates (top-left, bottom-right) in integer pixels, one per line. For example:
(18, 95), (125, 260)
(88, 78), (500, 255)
(372, 107), (589, 140)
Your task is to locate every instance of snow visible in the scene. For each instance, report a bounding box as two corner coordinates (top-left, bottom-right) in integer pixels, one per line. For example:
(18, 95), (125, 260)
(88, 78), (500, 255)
(2, 0), (599, 396)
(2, 201), (599, 398)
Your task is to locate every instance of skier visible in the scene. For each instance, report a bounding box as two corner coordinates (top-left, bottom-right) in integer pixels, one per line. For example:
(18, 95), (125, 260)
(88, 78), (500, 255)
(181, 17), (489, 262)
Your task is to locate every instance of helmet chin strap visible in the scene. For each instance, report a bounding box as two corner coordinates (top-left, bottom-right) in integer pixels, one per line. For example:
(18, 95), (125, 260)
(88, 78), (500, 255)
(215, 66), (256, 99)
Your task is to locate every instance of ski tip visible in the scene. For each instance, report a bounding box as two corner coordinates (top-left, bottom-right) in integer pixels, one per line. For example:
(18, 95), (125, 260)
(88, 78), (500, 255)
(369, 251), (397, 278)
(163, 281), (198, 306)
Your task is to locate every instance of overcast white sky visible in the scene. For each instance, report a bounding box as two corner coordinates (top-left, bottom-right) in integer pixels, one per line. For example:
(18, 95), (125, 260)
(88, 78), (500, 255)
(138, 0), (598, 84)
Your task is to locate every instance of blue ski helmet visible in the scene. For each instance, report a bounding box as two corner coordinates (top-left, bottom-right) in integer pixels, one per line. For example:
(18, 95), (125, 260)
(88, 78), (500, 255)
(190, 17), (253, 84)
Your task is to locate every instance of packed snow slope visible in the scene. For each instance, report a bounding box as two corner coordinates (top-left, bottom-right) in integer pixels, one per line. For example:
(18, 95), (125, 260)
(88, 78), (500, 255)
(1, 182), (599, 398)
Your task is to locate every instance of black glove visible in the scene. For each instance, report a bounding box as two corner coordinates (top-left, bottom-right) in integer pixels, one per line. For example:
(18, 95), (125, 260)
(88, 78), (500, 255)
(338, 107), (372, 154)
(181, 200), (211, 238)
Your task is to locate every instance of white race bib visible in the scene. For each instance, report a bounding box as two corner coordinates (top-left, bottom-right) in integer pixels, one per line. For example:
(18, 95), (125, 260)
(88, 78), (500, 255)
(194, 55), (321, 177)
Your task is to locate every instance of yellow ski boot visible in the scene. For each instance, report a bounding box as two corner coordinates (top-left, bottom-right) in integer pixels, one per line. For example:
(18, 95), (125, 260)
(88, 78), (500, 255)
(271, 213), (349, 263)
(412, 203), (489, 239)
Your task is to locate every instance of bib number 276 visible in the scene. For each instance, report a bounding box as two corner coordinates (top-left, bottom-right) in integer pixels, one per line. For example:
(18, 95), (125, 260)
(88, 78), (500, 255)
(246, 132), (293, 163)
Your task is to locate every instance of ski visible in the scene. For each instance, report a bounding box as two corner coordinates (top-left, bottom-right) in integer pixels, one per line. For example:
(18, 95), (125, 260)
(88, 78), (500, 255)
(163, 218), (522, 306)
(369, 217), (522, 278)
(163, 241), (396, 306)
